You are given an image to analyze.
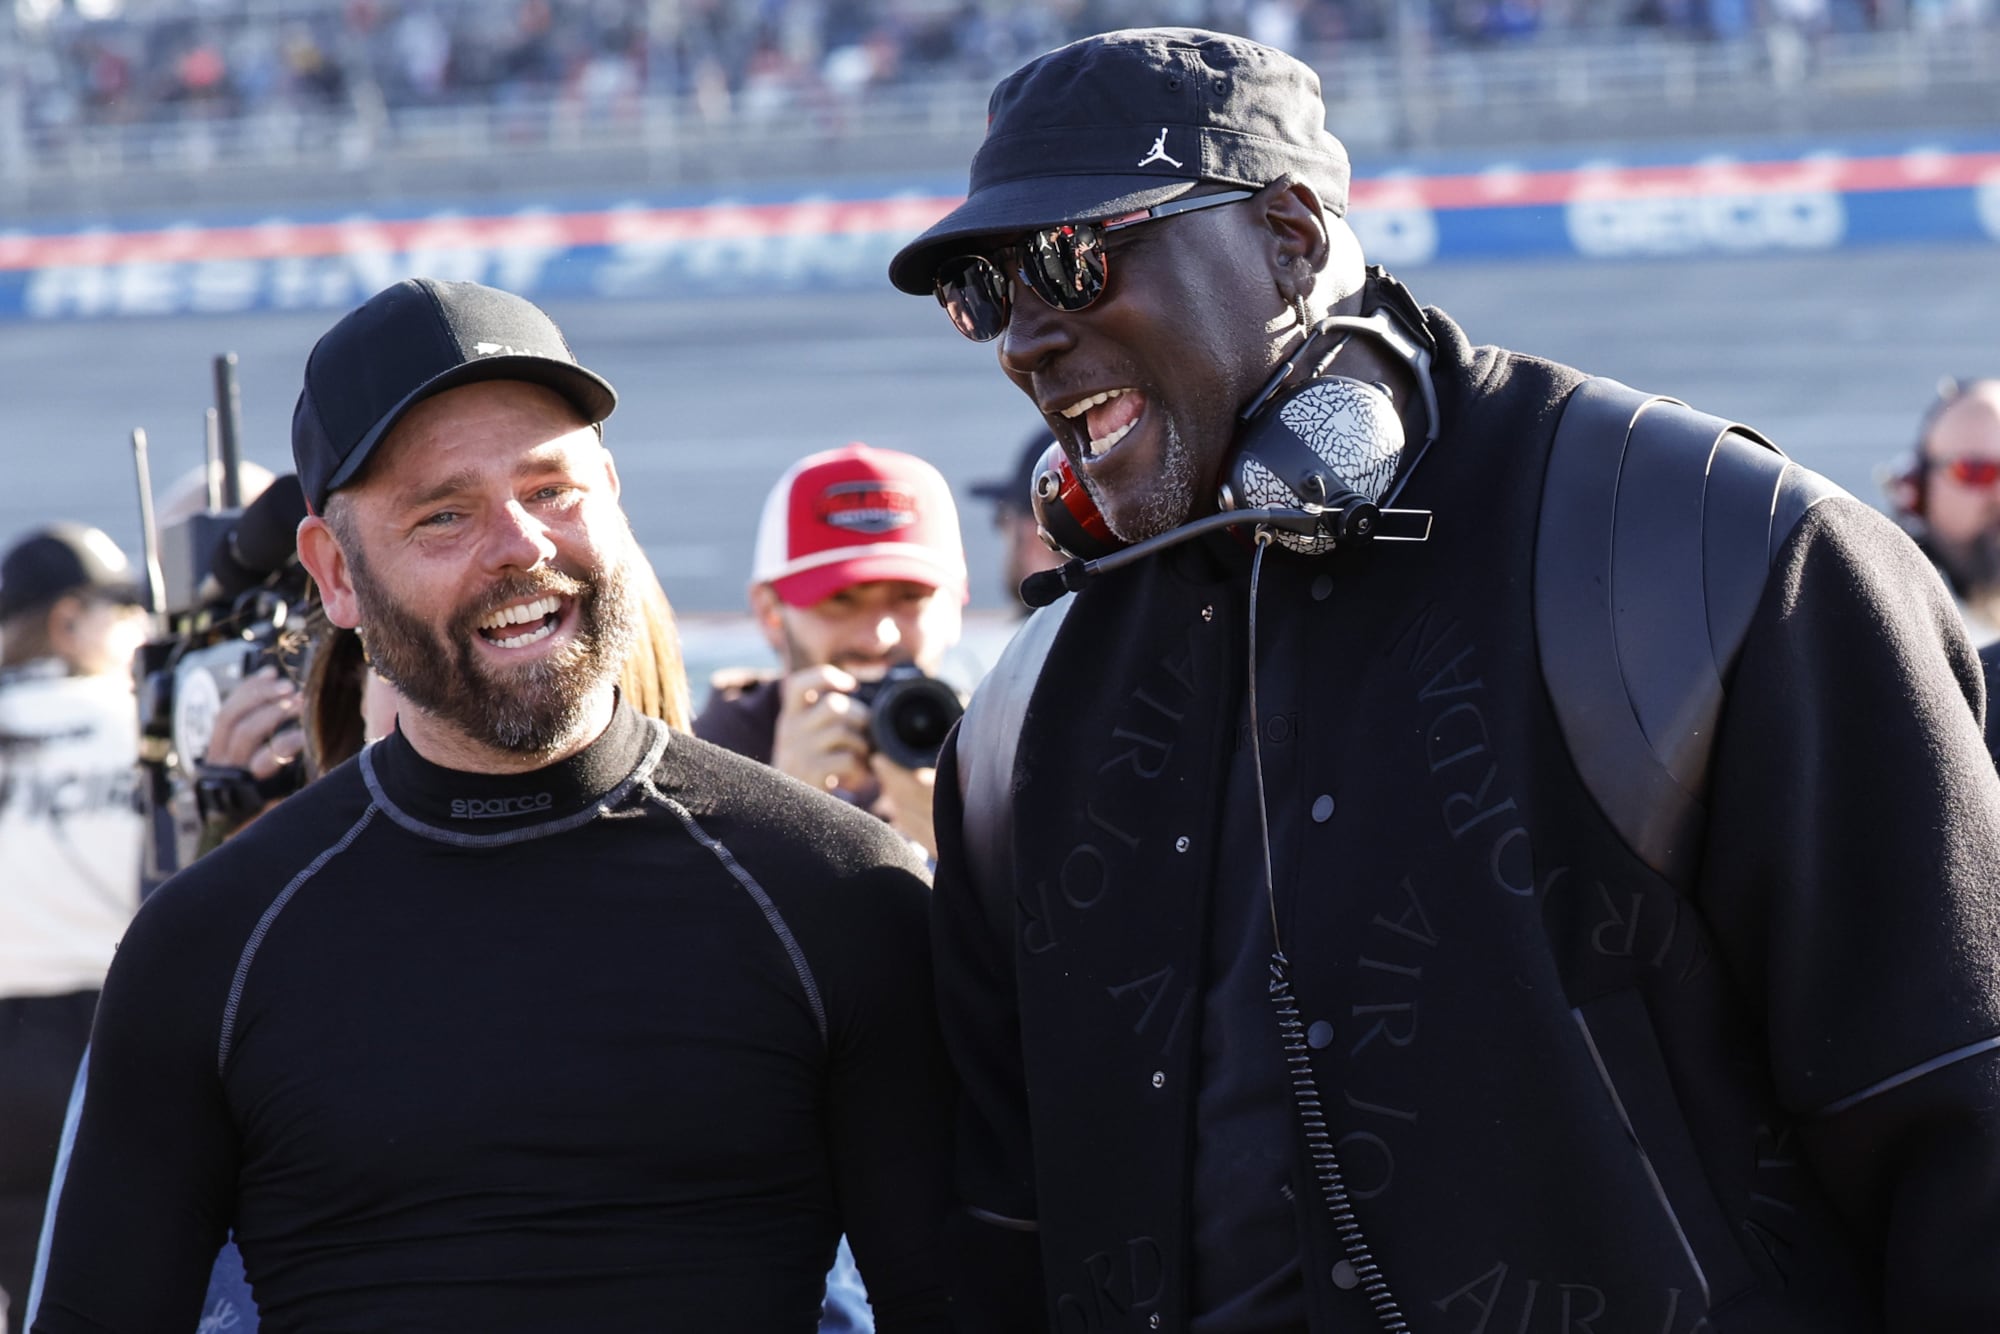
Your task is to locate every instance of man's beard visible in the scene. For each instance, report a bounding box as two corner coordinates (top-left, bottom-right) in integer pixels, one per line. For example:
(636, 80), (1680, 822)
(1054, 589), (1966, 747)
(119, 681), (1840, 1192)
(348, 542), (638, 756)
(1935, 527), (2000, 614)
(1083, 415), (1203, 544)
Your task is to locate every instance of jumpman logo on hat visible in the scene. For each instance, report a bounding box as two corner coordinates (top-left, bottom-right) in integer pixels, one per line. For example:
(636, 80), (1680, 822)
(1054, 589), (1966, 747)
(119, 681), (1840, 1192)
(1137, 129), (1182, 169)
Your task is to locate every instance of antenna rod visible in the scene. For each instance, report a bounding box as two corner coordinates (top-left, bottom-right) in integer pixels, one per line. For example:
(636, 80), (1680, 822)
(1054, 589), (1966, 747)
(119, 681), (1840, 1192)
(130, 427), (167, 624)
(212, 352), (244, 508)
(204, 407), (223, 510)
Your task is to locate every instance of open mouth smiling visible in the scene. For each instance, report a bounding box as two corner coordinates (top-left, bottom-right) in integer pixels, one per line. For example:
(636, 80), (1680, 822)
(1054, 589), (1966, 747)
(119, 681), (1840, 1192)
(1058, 387), (1148, 460)
(475, 594), (567, 650)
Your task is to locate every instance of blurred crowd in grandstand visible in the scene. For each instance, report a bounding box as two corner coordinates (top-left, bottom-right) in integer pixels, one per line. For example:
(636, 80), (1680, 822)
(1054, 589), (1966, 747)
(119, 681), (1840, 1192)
(8, 0), (1991, 141)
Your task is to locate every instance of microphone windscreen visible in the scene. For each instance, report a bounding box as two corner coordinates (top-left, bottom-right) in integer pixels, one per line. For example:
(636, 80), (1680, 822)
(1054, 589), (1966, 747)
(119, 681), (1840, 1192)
(228, 474), (307, 578)
(1020, 569), (1070, 609)
(210, 473), (306, 596)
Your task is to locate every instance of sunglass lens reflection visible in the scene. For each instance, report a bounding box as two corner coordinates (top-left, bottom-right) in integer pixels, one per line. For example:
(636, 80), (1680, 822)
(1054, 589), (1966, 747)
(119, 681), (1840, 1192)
(1021, 225), (1106, 312)
(1947, 458), (2000, 487)
(938, 256), (1010, 342)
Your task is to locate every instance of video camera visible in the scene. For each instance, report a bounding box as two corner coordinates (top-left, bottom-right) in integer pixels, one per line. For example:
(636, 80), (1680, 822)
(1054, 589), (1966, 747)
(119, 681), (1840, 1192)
(131, 355), (314, 883)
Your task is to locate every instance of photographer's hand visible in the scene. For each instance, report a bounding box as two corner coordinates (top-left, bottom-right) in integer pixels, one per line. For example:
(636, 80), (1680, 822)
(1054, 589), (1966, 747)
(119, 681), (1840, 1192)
(207, 666), (305, 777)
(868, 754), (938, 864)
(201, 666), (305, 836)
(771, 665), (873, 799)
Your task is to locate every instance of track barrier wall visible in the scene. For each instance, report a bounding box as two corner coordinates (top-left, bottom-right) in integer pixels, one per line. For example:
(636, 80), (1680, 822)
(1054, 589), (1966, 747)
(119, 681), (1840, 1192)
(4, 136), (1997, 321)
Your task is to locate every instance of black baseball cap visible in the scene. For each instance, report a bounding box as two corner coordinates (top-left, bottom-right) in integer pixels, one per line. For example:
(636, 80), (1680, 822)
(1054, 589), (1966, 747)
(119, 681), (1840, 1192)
(970, 430), (1057, 515)
(0, 523), (144, 620)
(889, 27), (1350, 295)
(292, 279), (618, 514)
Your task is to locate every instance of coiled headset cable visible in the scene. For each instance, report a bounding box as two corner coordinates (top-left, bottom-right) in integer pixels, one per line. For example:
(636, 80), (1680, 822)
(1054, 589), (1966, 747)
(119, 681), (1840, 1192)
(1247, 530), (1411, 1332)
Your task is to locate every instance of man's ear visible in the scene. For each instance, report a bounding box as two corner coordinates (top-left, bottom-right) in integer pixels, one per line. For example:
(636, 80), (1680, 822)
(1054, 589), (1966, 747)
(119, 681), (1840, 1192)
(1890, 470), (1926, 521)
(749, 583), (789, 658)
(1259, 176), (1331, 298)
(297, 515), (362, 629)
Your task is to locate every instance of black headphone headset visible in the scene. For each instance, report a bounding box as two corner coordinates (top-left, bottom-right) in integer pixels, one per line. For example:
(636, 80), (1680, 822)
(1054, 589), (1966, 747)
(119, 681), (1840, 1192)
(1021, 271), (1439, 606)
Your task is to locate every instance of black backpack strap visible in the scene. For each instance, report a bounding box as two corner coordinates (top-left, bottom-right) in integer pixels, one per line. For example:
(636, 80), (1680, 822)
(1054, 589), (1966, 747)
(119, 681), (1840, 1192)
(1536, 378), (1844, 887)
(957, 597), (1073, 931)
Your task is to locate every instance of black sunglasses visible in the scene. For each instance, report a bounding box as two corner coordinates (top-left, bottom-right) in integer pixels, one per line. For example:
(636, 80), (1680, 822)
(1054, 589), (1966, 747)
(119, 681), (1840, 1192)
(933, 190), (1256, 342)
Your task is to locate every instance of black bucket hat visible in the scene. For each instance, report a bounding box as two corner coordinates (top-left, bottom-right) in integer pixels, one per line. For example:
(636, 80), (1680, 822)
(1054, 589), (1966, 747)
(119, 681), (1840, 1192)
(888, 27), (1350, 296)
(292, 279), (618, 514)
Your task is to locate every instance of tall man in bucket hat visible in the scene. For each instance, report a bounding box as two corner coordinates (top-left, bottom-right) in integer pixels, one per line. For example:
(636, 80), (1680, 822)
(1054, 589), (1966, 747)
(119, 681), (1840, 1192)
(893, 27), (2000, 1333)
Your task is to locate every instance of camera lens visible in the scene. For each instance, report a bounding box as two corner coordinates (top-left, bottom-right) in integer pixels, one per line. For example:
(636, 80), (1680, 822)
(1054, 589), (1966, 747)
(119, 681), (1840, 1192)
(864, 666), (965, 771)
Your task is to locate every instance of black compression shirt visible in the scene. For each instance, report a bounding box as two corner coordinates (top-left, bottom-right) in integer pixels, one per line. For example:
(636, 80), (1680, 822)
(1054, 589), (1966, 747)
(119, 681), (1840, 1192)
(33, 702), (952, 1334)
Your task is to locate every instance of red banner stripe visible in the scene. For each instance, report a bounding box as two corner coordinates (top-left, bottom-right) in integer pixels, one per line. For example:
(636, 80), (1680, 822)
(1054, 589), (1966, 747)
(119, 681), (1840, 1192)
(2, 151), (1996, 273)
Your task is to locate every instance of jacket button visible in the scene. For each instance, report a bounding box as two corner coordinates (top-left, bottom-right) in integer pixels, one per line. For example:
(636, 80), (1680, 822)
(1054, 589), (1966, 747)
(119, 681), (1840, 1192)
(1311, 794), (1335, 823)
(1151, 1071), (1166, 1088)
(1307, 1020), (1334, 1049)
(1175, 836), (1190, 853)
(1201, 604), (1214, 622)
(1332, 1259), (1360, 1289)
(1149, 1316), (1162, 1329)
(1311, 573), (1334, 601)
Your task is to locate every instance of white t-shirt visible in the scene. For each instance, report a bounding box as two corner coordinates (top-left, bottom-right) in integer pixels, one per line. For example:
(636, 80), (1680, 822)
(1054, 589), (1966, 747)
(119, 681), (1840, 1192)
(0, 660), (143, 998)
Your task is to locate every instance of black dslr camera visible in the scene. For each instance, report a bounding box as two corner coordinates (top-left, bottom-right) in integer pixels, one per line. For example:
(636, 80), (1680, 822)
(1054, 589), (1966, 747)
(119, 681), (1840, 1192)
(850, 665), (964, 771)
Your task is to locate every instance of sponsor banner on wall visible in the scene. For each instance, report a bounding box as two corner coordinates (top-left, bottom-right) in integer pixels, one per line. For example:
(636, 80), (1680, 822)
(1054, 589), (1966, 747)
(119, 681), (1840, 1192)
(2, 137), (1996, 320)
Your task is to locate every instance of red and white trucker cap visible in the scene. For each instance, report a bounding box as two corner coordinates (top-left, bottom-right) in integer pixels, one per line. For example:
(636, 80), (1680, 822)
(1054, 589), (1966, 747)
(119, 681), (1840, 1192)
(752, 444), (969, 609)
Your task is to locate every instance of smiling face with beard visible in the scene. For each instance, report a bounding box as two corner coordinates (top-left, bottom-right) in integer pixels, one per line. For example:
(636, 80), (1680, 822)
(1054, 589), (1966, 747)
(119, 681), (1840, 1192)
(991, 181), (1353, 546)
(301, 380), (639, 772)
(342, 531), (636, 756)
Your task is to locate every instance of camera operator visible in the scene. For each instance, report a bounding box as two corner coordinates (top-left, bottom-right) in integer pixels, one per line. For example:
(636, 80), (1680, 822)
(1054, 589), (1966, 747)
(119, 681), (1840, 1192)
(0, 524), (149, 1333)
(694, 444), (968, 862)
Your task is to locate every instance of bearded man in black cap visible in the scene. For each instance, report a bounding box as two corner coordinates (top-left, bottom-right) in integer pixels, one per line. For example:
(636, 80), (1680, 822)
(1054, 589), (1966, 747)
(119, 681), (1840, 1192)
(31, 280), (952, 1333)
(894, 27), (2000, 1334)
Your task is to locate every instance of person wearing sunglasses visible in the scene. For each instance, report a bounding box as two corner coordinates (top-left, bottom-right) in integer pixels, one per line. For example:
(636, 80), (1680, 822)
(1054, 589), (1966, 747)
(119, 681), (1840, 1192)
(891, 26), (2000, 1334)
(1887, 378), (2000, 644)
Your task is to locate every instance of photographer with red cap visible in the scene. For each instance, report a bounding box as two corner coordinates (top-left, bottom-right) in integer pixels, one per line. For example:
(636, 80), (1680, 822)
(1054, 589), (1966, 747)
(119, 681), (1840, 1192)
(695, 444), (969, 863)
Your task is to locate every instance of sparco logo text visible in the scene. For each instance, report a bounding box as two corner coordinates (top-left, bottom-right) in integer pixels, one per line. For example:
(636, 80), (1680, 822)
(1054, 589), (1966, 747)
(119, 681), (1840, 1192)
(451, 793), (555, 819)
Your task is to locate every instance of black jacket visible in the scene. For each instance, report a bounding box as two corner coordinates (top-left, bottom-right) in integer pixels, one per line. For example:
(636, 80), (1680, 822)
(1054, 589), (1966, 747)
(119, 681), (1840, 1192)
(931, 305), (2000, 1332)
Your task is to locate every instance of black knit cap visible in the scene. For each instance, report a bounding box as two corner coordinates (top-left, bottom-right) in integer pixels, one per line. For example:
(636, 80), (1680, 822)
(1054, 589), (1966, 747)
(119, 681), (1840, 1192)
(888, 27), (1350, 295)
(292, 279), (617, 514)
